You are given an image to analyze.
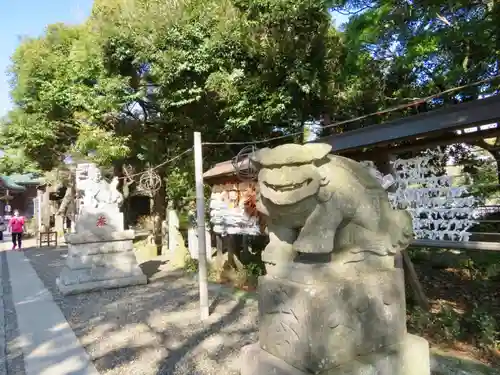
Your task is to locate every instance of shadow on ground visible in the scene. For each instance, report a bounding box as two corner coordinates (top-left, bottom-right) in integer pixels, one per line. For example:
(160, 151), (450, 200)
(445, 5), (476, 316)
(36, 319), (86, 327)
(23, 246), (258, 375)
(139, 259), (168, 279)
(432, 350), (500, 375)
(21, 245), (500, 375)
(408, 250), (500, 366)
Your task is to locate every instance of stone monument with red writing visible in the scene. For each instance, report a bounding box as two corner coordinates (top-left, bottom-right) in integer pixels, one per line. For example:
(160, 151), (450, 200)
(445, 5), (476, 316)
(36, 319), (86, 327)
(56, 164), (147, 295)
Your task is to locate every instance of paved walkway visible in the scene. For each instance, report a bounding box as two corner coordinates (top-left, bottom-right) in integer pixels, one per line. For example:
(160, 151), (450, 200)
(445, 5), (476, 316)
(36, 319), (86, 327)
(1, 237), (100, 375)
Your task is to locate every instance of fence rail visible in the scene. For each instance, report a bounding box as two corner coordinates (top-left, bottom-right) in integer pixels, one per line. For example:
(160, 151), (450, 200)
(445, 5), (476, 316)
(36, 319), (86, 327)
(412, 239), (500, 252)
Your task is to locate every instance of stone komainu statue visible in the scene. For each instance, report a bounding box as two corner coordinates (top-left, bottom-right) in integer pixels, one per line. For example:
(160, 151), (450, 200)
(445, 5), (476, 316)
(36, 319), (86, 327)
(82, 166), (124, 212)
(240, 143), (430, 375)
(250, 143), (413, 275)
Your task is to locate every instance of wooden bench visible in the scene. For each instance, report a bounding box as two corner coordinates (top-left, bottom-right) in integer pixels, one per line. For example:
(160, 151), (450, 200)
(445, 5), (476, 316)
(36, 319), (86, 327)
(38, 231), (58, 248)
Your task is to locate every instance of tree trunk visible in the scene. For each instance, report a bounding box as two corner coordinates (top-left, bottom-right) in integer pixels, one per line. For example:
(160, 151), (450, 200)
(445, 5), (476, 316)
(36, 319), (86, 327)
(473, 139), (500, 184)
(320, 112), (331, 138)
(152, 175), (167, 256)
(113, 163), (129, 229)
(493, 150), (500, 185)
(56, 168), (76, 225)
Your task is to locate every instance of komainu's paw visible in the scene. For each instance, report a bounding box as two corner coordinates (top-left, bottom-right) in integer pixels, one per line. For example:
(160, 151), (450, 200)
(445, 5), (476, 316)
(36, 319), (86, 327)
(292, 238), (315, 254)
(293, 236), (333, 254)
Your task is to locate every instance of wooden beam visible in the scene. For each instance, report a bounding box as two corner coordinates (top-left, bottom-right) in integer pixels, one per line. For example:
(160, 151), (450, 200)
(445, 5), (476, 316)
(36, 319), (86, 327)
(340, 127), (500, 157)
(317, 95), (500, 153)
(412, 239), (500, 252)
(387, 127), (500, 155)
(402, 250), (430, 310)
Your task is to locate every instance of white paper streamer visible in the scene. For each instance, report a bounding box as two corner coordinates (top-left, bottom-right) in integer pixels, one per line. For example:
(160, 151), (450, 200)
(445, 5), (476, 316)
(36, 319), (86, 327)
(388, 148), (478, 241)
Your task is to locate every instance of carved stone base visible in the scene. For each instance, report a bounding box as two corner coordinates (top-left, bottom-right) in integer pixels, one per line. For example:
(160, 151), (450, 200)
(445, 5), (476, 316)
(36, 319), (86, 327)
(240, 334), (430, 375)
(258, 269), (406, 372)
(57, 230), (147, 295)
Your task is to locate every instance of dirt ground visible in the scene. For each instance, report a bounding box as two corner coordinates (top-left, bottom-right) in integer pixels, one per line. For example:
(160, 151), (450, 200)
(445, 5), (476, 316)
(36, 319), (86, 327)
(21, 244), (500, 375)
(411, 261), (500, 367)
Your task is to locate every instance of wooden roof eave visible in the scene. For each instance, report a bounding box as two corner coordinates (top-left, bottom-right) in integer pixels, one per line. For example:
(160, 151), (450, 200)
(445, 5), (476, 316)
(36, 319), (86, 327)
(0, 176), (26, 192)
(315, 95), (500, 153)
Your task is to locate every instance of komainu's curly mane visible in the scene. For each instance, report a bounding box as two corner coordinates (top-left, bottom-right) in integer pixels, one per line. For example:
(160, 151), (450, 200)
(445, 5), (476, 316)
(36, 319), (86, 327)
(243, 185), (267, 232)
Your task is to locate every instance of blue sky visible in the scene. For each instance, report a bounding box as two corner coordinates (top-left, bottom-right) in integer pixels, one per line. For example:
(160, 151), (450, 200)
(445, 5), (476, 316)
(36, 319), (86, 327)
(0, 0), (94, 117)
(0, 2), (349, 118)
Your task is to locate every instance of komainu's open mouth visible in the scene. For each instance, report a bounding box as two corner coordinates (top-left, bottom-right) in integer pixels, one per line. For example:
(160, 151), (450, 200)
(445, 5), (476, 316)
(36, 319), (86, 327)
(264, 178), (313, 191)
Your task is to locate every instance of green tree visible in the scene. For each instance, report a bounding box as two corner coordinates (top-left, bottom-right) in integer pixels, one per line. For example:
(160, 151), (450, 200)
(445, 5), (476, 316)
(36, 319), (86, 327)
(4, 23), (131, 170)
(0, 148), (40, 176)
(327, 1), (500, 180)
(325, 1), (498, 123)
(339, 1), (499, 100)
(5, 0), (342, 246)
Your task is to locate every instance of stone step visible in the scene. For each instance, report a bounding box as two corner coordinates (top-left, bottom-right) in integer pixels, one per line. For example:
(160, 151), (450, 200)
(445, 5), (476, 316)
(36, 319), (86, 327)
(67, 240), (134, 256)
(66, 251), (138, 270)
(58, 264), (146, 286)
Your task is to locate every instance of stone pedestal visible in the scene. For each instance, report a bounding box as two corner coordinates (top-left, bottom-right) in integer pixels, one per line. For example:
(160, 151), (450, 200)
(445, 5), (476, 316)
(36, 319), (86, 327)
(56, 229), (147, 295)
(241, 267), (430, 375)
(241, 334), (430, 375)
(58, 165), (147, 295)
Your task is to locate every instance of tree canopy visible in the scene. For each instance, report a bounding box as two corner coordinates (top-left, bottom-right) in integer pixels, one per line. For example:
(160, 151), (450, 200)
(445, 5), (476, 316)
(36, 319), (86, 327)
(330, 1), (500, 183)
(4, 0), (340, 166)
(333, 0), (500, 128)
(0, 0), (350, 236)
(2, 0), (500, 196)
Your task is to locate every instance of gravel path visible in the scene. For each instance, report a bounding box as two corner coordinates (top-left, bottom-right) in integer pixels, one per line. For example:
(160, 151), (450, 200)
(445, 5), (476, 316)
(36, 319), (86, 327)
(16, 245), (500, 375)
(24, 247), (258, 375)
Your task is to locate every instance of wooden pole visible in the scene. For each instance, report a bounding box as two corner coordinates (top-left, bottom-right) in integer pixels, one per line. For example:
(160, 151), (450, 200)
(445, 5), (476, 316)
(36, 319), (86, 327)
(377, 152), (429, 310)
(194, 132), (210, 320)
(402, 250), (430, 310)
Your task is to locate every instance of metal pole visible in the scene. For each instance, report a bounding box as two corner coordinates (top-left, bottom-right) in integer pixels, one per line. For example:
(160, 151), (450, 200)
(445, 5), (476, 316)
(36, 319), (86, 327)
(193, 132), (210, 320)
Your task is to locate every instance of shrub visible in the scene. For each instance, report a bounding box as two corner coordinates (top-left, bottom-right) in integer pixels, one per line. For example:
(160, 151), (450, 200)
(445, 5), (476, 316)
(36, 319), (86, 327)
(183, 255), (199, 274)
(463, 304), (499, 348)
(408, 303), (499, 350)
(136, 215), (155, 232)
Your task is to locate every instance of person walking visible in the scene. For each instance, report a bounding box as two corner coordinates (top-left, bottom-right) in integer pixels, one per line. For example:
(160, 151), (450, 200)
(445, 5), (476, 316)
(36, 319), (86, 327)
(8, 210), (25, 250)
(0, 217), (5, 241)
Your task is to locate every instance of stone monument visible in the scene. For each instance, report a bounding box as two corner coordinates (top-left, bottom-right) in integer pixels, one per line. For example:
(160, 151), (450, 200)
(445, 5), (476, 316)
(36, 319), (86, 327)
(57, 164), (147, 295)
(240, 143), (430, 375)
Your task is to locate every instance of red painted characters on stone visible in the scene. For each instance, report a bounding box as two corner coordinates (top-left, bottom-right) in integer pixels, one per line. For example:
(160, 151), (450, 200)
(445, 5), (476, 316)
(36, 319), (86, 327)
(96, 215), (107, 227)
